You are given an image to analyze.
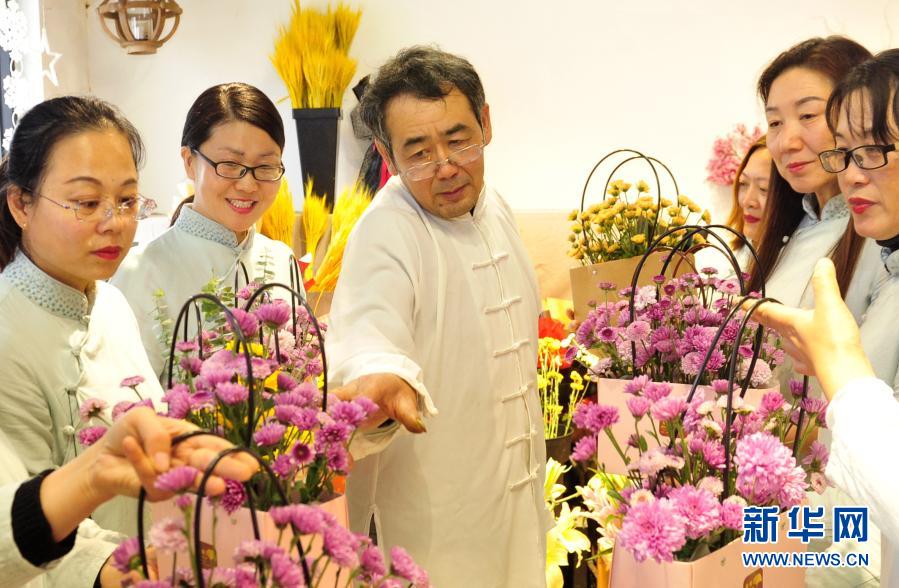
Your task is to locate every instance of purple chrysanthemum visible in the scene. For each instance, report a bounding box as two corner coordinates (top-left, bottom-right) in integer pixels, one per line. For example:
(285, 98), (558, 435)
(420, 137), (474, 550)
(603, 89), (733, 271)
(253, 422), (286, 447)
(78, 425), (107, 446)
(269, 552), (302, 587)
(571, 435), (597, 462)
(322, 525), (360, 568)
(254, 301), (292, 329)
(110, 537), (141, 573)
(216, 382), (249, 405)
(276, 372), (297, 392)
(572, 402), (619, 433)
(229, 308), (259, 338)
(390, 546), (430, 586)
(271, 454), (296, 478)
(163, 385), (191, 419)
(359, 545), (387, 582)
(291, 441), (314, 465)
(220, 479), (247, 514)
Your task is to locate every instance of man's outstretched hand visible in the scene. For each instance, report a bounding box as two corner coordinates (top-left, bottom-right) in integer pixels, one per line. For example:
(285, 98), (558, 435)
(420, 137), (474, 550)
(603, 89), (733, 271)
(332, 373), (427, 433)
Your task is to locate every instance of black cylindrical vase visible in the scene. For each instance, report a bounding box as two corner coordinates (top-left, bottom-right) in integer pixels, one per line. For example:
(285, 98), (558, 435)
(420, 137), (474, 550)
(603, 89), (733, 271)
(292, 108), (342, 207)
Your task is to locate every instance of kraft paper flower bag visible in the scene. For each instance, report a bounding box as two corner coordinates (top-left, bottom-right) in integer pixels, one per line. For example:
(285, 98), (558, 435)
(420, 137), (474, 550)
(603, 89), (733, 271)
(575, 226), (781, 475)
(568, 149), (711, 321)
(148, 282), (374, 577)
(569, 279), (823, 588)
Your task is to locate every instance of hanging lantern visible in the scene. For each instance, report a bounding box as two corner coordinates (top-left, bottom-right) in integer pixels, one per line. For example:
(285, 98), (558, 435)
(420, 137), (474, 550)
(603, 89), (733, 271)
(96, 0), (182, 55)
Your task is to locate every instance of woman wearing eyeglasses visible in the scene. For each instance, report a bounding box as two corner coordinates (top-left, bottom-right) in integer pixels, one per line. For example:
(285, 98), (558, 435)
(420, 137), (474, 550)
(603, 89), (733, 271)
(0, 95), (164, 545)
(112, 83), (301, 378)
(821, 49), (899, 397)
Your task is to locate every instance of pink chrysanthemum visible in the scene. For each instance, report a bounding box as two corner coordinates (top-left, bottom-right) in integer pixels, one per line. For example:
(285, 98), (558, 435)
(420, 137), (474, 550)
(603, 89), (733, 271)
(154, 465), (200, 494)
(120, 375), (145, 388)
(626, 396), (651, 419)
(720, 496), (747, 530)
(734, 431), (808, 507)
(651, 395), (687, 422)
(668, 485), (721, 539)
(617, 498), (687, 563)
(573, 402), (619, 433)
(149, 517), (187, 553)
(79, 397), (108, 422)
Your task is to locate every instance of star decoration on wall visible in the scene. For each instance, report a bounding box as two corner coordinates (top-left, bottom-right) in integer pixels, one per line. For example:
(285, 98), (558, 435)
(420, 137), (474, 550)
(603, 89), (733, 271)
(41, 28), (62, 87)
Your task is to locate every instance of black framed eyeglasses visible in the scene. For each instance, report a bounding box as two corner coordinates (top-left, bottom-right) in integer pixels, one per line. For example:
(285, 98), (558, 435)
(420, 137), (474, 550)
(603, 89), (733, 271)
(819, 143), (897, 173)
(192, 148), (285, 182)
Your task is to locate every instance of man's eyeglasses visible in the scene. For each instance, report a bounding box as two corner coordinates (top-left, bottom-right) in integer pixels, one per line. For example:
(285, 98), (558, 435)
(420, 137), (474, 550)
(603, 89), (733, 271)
(401, 143), (485, 181)
(819, 143), (897, 173)
(192, 148), (285, 182)
(32, 191), (157, 223)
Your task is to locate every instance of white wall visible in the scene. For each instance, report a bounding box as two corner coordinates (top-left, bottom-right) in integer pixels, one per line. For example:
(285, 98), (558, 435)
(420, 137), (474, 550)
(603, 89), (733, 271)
(66, 0), (899, 216)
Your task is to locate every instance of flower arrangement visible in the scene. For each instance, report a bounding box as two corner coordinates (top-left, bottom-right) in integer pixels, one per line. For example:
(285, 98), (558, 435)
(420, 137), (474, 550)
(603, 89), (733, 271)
(537, 315), (591, 440)
(706, 124), (764, 186)
(163, 283), (373, 510)
(570, 373), (828, 563)
(567, 180), (711, 265)
(271, 1), (361, 109)
(113, 466), (431, 587)
(574, 267), (784, 386)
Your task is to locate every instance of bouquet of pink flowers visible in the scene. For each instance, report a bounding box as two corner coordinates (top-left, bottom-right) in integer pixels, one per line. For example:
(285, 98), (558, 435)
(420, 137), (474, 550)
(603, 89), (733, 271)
(574, 267), (784, 386)
(570, 375), (828, 563)
(161, 282), (375, 509)
(706, 123), (764, 186)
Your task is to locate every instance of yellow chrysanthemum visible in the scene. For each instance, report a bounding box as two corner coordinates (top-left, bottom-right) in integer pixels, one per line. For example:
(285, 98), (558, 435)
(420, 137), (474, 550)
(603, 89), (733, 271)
(636, 180), (650, 193)
(631, 234), (646, 245)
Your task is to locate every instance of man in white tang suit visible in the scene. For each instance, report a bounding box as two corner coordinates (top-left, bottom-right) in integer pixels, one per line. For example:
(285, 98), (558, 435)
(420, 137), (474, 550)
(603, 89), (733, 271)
(327, 46), (550, 587)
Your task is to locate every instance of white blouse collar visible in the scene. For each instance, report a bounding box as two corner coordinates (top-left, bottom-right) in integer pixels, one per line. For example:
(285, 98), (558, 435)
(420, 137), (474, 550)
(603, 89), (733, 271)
(801, 193), (849, 223)
(3, 251), (94, 322)
(174, 205), (252, 250)
(883, 247), (899, 277)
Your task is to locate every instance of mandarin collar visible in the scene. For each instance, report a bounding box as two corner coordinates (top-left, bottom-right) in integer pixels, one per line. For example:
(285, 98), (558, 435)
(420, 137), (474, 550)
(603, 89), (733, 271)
(882, 247), (899, 277)
(174, 205), (252, 250)
(800, 193), (849, 223)
(3, 251), (94, 322)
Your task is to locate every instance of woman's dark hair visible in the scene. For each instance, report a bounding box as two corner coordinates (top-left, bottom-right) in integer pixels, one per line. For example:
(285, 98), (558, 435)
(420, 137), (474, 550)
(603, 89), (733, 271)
(0, 95), (144, 269)
(359, 45), (486, 159)
(826, 48), (899, 145)
(748, 36), (873, 296)
(727, 136), (767, 249)
(172, 82), (285, 224)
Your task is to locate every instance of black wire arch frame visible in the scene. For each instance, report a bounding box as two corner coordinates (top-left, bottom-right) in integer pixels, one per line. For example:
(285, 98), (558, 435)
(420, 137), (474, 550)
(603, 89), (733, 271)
(622, 224), (765, 379)
(166, 293), (257, 447)
(136, 431), (313, 587)
(578, 149), (680, 246)
(242, 282), (329, 412)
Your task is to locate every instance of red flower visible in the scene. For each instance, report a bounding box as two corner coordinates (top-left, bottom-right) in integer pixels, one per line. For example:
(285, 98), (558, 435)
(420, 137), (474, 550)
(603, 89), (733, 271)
(539, 316), (566, 341)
